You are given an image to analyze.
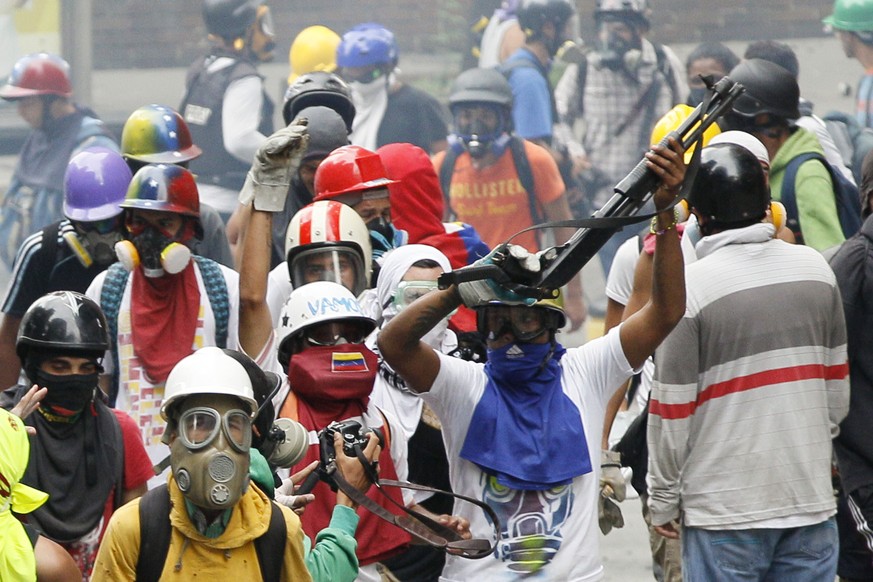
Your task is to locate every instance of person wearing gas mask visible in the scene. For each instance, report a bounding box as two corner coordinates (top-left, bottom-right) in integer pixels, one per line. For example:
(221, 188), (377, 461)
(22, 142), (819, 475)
(90, 347), (320, 581)
(0, 53), (118, 271)
(312, 144), (409, 276)
(1, 291), (152, 580)
(85, 164), (240, 486)
(434, 67), (586, 331)
(180, 0), (276, 223)
(336, 22), (448, 155)
(221, 348), (375, 582)
(554, 0), (686, 275)
(121, 103), (235, 267)
(378, 136), (687, 580)
(0, 147), (132, 391)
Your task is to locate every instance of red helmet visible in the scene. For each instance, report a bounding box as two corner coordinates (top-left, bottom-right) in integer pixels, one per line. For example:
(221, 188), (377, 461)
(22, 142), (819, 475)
(313, 145), (397, 204)
(0, 53), (73, 100)
(121, 164), (200, 217)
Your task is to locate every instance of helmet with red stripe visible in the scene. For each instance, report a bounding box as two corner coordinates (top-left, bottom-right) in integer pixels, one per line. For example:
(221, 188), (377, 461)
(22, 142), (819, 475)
(285, 200), (372, 296)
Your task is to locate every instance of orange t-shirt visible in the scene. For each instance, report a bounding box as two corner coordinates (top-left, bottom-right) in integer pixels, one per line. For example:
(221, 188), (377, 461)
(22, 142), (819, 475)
(433, 141), (564, 251)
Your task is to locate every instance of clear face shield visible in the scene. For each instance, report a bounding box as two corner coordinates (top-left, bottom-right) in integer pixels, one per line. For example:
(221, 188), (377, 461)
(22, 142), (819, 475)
(290, 247), (368, 296)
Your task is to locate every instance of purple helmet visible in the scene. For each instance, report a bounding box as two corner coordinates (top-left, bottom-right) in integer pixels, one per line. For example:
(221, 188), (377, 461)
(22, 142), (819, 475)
(336, 23), (398, 69)
(64, 147), (134, 222)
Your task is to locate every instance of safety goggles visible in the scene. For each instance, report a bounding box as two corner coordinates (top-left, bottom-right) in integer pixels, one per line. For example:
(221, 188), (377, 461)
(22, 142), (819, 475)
(73, 216), (121, 236)
(391, 280), (439, 310)
(339, 66), (384, 84)
(303, 320), (370, 347)
(477, 305), (554, 342)
(177, 407), (252, 453)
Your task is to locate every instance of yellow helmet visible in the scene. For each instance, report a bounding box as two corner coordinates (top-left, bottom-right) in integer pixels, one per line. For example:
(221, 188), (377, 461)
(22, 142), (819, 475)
(650, 103), (721, 164)
(288, 25), (341, 85)
(534, 291), (566, 330)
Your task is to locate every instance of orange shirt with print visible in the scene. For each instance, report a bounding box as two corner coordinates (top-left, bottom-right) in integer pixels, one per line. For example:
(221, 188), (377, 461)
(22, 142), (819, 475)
(433, 141), (564, 252)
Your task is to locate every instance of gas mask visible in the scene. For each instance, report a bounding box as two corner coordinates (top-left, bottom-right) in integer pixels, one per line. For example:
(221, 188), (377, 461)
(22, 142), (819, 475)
(591, 21), (642, 72)
(367, 216), (400, 257)
(115, 226), (191, 278)
(452, 106), (510, 160)
(170, 403), (252, 511)
(246, 5), (275, 62)
(66, 219), (123, 268)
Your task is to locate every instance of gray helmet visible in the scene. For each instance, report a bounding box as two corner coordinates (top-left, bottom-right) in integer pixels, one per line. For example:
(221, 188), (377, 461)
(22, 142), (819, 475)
(448, 68), (513, 110)
(202, 0), (259, 39)
(689, 143), (769, 225)
(517, 0), (575, 34)
(729, 58), (800, 121)
(282, 71), (356, 130)
(595, 0), (651, 29)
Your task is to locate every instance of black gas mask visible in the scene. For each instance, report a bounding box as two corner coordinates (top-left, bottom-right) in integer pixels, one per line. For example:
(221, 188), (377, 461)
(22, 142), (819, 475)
(591, 19), (642, 72)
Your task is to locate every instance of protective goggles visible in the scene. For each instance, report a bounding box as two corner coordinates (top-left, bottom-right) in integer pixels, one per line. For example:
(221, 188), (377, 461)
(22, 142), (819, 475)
(302, 320), (371, 347)
(177, 407), (252, 453)
(73, 216), (121, 235)
(391, 280), (438, 310)
(339, 66), (384, 84)
(477, 305), (557, 342)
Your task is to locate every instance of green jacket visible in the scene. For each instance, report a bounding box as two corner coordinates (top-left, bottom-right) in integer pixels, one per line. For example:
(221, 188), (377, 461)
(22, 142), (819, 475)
(770, 127), (845, 251)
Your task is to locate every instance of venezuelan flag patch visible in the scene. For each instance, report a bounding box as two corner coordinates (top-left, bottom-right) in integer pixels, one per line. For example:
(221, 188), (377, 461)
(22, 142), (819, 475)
(331, 352), (369, 372)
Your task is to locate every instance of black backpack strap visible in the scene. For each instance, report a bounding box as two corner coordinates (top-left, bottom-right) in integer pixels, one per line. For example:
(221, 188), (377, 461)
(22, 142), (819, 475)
(135, 484), (172, 582)
(254, 501), (288, 582)
(438, 147), (461, 221)
(507, 136), (542, 225)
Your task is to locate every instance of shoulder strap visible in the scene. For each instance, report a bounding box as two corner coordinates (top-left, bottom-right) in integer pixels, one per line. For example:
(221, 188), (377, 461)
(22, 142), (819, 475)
(110, 410), (125, 510)
(438, 147), (461, 221)
(652, 43), (679, 104)
(254, 502), (288, 582)
(135, 484), (172, 582)
(575, 57), (589, 117)
(99, 263), (130, 407)
(780, 151), (827, 245)
(193, 256), (229, 349)
(508, 137), (542, 224)
(37, 222), (61, 269)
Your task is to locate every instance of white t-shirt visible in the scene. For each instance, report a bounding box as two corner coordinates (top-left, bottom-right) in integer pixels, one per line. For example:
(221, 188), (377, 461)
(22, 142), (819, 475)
(86, 261), (240, 486)
(422, 327), (635, 582)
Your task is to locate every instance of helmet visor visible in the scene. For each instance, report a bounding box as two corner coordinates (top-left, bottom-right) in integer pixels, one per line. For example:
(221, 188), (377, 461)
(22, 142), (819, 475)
(291, 247), (367, 295)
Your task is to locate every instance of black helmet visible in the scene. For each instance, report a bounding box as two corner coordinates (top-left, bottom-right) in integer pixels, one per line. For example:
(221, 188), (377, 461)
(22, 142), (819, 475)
(689, 143), (769, 225)
(729, 59), (800, 121)
(517, 0), (575, 35)
(448, 68), (513, 110)
(282, 71), (356, 131)
(221, 348), (281, 449)
(16, 291), (110, 364)
(202, 0), (259, 39)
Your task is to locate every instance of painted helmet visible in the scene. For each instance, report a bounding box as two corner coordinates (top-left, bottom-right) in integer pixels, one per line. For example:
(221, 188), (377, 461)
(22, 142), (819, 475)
(64, 147), (133, 222)
(336, 23), (399, 69)
(121, 164), (200, 217)
(121, 104), (202, 165)
(0, 53), (72, 100)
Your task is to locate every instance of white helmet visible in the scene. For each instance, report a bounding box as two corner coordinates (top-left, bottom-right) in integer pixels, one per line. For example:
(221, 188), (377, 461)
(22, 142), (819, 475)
(285, 200), (372, 296)
(161, 347), (258, 420)
(276, 281), (376, 368)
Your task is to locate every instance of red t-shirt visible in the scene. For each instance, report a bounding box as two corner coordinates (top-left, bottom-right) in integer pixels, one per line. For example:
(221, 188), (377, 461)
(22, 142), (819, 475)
(433, 141), (565, 251)
(62, 409), (153, 578)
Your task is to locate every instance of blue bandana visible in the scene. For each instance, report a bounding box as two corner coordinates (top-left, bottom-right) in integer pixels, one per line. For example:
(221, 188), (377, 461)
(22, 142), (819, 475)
(459, 342), (593, 490)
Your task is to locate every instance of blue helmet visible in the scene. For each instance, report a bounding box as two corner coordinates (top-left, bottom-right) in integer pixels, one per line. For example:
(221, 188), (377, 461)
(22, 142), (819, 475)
(336, 23), (398, 69)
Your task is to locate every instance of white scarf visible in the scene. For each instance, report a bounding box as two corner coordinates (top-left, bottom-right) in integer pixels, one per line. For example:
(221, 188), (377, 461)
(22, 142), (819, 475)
(348, 72), (395, 151)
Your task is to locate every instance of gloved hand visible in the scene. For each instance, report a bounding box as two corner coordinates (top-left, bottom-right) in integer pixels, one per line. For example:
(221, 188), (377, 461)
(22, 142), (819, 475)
(456, 244), (538, 308)
(274, 476), (316, 515)
(599, 495), (625, 535)
(600, 449), (627, 502)
(239, 121), (310, 212)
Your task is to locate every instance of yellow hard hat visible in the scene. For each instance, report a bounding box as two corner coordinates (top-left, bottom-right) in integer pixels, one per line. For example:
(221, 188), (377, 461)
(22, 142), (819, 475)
(288, 25), (341, 85)
(535, 291), (566, 329)
(650, 103), (721, 164)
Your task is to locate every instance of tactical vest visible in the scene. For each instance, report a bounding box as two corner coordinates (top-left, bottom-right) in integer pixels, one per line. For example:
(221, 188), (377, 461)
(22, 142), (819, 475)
(181, 52), (274, 191)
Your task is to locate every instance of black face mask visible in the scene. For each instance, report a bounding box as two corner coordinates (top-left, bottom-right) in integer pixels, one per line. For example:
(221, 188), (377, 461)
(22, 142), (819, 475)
(131, 227), (176, 271)
(367, 216), (395, 243)
(35, 370), (98, 415)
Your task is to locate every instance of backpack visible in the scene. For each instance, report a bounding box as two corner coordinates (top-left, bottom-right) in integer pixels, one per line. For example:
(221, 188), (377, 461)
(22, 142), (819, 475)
(822, 110), (873, 187)
(134, 483), (287, 582)
(780, 151), (863, 242)
(438, 135), (540, 225)
(99, 255), (230, 406)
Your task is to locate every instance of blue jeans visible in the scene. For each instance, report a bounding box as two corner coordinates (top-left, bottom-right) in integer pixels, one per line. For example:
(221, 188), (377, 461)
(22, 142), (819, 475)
(681, 518), (838, 582)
